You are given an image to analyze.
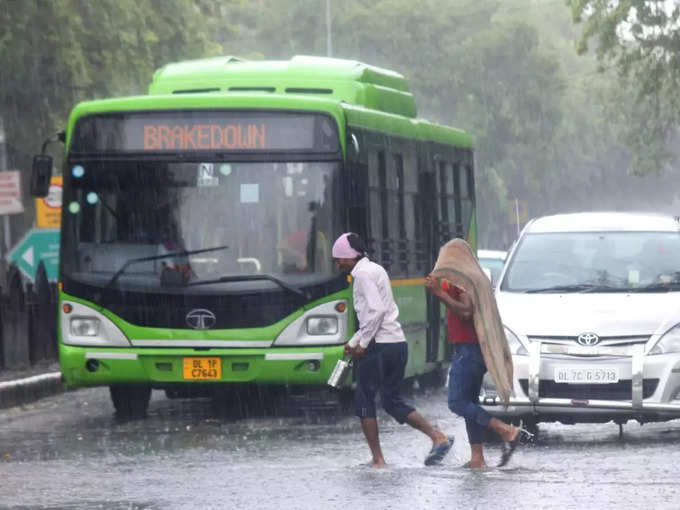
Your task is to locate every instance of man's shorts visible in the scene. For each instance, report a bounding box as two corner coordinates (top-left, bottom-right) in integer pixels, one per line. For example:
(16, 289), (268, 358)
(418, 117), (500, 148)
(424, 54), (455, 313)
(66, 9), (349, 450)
(354, 341), (415, 423)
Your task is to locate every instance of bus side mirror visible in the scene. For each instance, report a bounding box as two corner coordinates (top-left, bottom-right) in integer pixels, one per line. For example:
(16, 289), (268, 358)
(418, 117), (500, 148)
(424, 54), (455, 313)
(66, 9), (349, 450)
(31, 154), (52, 197)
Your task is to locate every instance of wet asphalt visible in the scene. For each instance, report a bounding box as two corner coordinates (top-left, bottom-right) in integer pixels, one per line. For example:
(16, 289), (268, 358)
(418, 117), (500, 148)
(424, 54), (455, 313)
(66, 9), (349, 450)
(1, 386), (680, 510)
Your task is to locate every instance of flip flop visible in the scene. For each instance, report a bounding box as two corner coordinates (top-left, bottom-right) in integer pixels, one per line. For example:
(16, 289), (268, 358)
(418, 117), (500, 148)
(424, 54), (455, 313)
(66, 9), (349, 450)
(497, 423), (533, 468)
(424, 436), (454, 466)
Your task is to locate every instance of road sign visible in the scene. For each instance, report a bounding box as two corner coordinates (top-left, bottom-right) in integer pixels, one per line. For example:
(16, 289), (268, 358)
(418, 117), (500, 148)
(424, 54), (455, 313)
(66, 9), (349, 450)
(0, 170), (24, 215)
(35, 176), (63, 228)
(7, 228), (60, 282)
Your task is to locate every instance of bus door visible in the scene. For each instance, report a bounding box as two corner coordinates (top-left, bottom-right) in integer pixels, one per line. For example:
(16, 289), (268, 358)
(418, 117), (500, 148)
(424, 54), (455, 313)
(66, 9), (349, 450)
(423, 146), (469, 361)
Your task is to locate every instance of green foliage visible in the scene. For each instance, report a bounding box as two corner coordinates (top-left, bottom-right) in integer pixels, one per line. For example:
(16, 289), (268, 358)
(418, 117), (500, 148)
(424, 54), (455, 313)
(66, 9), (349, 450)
(568, 0), (680, 175)
(1, 0), (677, 248)
(211, 0), (571, 244)
(0, 0), (222, 170)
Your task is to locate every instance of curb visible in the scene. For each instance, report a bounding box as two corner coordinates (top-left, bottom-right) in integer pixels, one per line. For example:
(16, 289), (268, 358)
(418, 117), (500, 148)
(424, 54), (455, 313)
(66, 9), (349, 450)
(0, 372), (64, 409)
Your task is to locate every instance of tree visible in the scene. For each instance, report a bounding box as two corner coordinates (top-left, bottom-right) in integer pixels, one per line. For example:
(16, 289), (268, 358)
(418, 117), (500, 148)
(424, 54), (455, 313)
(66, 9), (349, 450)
(0, 0), (223, 169)
(0, 0), (224, 250)
(568, 0), (680, 175)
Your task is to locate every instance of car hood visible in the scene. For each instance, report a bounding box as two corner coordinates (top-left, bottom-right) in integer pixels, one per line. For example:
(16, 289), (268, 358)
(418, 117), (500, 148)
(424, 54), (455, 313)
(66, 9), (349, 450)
(496, 291), (680, 338)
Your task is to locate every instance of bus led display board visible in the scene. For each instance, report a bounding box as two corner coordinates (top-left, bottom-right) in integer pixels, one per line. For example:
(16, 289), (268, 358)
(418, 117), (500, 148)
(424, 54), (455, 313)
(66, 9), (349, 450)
(71, 111), (339, 153)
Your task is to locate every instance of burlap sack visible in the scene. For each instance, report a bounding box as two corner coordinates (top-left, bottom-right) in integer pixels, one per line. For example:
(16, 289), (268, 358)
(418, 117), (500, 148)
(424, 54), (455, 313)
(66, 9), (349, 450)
(431, 238), (513, 403)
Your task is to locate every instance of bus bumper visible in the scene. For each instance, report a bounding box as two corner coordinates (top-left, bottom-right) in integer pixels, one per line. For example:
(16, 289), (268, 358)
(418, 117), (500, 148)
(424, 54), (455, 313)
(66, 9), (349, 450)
(59, 344), (345, 388)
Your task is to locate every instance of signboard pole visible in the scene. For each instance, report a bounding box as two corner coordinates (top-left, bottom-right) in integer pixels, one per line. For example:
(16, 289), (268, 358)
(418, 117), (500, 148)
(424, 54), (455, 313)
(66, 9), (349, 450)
(326, 0), (333, 57)
(0, 116), (11, 285)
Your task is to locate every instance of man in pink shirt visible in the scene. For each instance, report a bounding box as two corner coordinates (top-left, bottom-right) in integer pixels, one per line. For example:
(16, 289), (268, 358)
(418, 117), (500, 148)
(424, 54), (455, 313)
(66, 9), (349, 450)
(332, 232), (453, 468)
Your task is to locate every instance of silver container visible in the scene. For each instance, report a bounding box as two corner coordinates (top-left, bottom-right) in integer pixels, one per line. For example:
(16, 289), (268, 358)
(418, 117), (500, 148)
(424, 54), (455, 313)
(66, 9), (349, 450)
(327, 359), (353, 389)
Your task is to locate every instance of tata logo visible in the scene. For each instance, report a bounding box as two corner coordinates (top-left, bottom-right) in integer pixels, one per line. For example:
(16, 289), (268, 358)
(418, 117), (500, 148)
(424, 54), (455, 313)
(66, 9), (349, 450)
(186, 309), (216, 330)
(577, 332), (600, 346)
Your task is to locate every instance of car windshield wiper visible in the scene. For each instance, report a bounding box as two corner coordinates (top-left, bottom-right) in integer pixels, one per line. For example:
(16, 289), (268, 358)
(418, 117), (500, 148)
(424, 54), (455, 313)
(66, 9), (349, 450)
(104, 245), (229, 289)
(187, 273), (310, 300)
(524, 283), (619, 294)
(629, 282), (680, 293)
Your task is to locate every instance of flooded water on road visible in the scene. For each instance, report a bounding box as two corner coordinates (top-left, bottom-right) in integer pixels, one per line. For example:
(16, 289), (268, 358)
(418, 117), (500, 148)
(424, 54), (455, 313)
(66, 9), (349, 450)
(2, 387), (680, 509)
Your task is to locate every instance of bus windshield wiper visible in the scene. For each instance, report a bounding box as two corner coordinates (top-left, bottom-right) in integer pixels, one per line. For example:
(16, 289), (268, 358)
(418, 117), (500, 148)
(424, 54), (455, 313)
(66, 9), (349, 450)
(188, 273), (309, 300)
(524, 283), (616, 294)
(104, 245), (229, 289)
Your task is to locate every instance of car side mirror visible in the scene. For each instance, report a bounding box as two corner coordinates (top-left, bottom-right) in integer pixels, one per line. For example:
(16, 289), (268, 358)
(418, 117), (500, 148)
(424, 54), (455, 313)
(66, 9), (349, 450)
(482, 267), (492, 282)
(31, 154), (53, 197)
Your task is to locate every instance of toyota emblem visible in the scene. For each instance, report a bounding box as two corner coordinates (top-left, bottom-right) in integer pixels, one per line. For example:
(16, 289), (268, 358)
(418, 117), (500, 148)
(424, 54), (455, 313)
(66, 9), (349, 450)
(186, 309), (216, 329)
(577, 332), (600, 346)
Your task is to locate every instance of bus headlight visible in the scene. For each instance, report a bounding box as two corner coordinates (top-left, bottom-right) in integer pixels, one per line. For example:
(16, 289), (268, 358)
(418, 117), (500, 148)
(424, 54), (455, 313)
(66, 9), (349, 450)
(650, 324), (680, 355)
(61, 301), (131, 347)
(505, 327), (528, 356)
(274, 300), (347, 346)
(71, 318), (100, 337)
(307, 316), (338, 335)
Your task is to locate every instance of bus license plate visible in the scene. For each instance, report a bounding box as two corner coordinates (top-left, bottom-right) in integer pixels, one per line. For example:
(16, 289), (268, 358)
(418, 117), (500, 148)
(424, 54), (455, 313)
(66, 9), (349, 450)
(183, 357), (221, 380)
(554, 366), (618, 384)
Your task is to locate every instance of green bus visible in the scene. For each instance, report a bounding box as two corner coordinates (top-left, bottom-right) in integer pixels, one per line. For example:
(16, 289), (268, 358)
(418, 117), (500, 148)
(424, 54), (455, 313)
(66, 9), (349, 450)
(31, 55), (476, 418)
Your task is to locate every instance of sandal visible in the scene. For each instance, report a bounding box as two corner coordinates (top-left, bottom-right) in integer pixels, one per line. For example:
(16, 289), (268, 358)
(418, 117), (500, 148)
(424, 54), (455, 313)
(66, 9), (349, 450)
(424, 436), (454, 466)
(497, 423), (533, 467)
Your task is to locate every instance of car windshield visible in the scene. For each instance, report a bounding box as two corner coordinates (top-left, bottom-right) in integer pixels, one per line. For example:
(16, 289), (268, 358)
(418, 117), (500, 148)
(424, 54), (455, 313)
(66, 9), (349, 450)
(479, 257), (504, 285)
(61, 160), (342, 294)
(501, 231), (680, 292)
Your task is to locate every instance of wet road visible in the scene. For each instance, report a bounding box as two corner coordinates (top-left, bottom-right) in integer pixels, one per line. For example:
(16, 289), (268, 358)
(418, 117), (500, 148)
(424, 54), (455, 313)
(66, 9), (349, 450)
(2, 386), (680, 510)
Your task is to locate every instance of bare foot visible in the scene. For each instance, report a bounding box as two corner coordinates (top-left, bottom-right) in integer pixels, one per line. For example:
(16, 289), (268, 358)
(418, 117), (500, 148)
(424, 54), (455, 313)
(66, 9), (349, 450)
(463, 459), (488, 469)
(432, 432), (450, 447)
(469, 459), (488, 469)
(360, 459), (387, 468)
(501, 425), (519, 443)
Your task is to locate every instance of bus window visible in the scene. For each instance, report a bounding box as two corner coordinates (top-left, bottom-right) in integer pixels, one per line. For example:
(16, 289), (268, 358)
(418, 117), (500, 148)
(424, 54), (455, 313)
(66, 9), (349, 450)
(462, 163), (475, 237)
(368, 150), (386, 266)
(400, 149), (419, 275)
(452, 163), (463, 238)
(394, 154), (407, 275)
(437, 160), (451, 243)
(378, 151), (392, 271)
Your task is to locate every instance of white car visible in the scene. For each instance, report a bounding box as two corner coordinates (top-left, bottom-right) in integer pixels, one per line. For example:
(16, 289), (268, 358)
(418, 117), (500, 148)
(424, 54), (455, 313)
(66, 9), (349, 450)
(482, 212), (680, 426)
(477, 249), (507, 287)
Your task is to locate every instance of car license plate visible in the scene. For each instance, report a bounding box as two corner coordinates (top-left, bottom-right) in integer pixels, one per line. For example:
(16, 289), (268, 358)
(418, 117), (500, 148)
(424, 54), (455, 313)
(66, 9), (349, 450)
(554, 366), (619, 384)
(183, 357), (221, 380)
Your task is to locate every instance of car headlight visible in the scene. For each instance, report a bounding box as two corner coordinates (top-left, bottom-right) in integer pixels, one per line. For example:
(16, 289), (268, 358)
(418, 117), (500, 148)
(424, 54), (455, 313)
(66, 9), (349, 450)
(306, 316), (339, 335)
(505, 326), (528, 356)
(650, 323), (680, 355)
(70, 318), (100, 337)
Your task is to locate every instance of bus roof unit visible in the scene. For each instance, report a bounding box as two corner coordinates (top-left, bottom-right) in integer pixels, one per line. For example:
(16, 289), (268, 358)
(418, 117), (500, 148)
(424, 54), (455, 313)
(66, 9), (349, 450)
(149, 55), (417, 118)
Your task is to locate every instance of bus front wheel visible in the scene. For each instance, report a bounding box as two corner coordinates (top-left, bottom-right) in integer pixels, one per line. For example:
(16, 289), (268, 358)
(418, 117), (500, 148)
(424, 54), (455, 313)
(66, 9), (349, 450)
(418, 365), (447, 390)
(109, 384), (152, 420)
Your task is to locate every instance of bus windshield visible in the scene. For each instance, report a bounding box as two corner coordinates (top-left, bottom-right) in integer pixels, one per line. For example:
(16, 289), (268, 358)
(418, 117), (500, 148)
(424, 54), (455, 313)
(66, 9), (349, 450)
(61, 160), (342, 294)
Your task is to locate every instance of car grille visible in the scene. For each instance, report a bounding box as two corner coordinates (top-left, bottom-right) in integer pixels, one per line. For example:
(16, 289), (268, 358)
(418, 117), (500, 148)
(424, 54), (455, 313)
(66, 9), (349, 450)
(519, 379), (659, 400)
(528, 336), (649, 346)
(527, 336), (649, 347)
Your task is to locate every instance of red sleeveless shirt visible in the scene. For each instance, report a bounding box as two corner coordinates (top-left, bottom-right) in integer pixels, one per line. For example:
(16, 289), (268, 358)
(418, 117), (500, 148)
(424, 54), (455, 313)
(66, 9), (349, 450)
(446, 286), (478, 344)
